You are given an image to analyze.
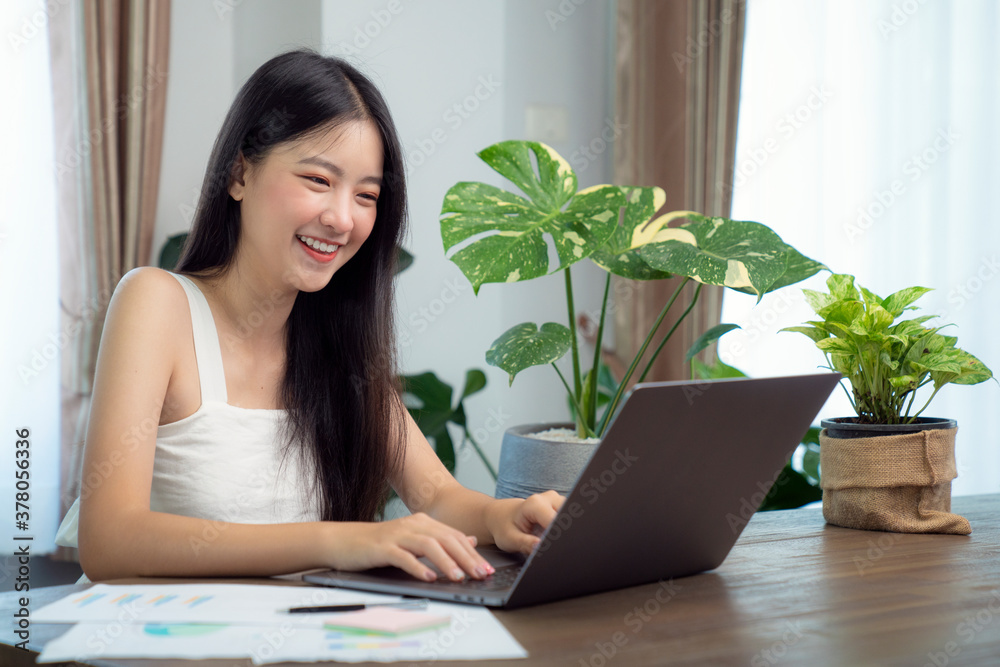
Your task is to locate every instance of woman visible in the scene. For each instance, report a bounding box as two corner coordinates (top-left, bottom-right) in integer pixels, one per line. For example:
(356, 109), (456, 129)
(57, 49), (562, 583)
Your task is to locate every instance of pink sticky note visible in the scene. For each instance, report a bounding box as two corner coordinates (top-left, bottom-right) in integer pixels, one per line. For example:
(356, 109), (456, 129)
(323, 608), (451, 636)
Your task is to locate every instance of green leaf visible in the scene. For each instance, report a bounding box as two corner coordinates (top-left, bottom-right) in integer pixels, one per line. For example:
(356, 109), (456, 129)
(881, 286), (932, 317)
(459, 369), (487, 400)
(780, 325), (829, 343)
(485, 322), (573, 385)
(477, 140), (577, 210)
(758, 464), (822, 511)
(802, 288), (836, 314)
(826, 273), (859, 301)
(816, 338), (857, 354)
(590, 186), (673, 280)
(691, 357), (748, 379)
(394, 246), (415, 275)
(639, 215), (794, 301)
(440, 141), (625, 294)
(685, 324), (741, 362)
(759, 247), (828, 292)
(158, 233), (188, 270)
(401, 372), (455, 438)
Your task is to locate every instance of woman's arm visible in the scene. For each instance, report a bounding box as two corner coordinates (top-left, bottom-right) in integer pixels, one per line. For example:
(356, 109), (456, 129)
(78, 268), (505, 583)
(391, 410), (564, 568)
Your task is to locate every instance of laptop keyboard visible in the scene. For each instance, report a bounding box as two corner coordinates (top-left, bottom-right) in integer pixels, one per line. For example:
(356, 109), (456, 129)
(459, 564), (522, 590)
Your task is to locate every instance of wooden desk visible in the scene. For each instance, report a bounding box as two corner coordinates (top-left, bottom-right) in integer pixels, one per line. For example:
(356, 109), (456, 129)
(4, 495), (999, 666)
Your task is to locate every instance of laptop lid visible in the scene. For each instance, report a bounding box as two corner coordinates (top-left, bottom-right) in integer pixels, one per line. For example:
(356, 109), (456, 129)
(304, 373), (840, 608)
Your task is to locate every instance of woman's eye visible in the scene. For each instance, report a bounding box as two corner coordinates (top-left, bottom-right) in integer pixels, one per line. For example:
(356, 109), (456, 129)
(360, 193), (378, 203)
(305, 176), (328, 186)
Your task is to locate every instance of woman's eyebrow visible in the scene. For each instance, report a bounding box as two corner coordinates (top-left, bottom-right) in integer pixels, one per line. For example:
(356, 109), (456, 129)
(297, 156), (382, 186)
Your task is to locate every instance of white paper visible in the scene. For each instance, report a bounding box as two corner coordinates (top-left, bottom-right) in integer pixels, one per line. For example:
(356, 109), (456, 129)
(34, 584), (527, 663)
(32, 583), (397, 626)
(37, 622), (283, 662)
(252, 601), (527, 664)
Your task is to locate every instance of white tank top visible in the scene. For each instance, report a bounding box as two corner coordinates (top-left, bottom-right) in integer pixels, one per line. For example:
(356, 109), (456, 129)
(55, 271), (321, 554)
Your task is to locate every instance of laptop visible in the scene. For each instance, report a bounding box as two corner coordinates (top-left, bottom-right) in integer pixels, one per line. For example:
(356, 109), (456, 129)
(304, 373), (841, 609)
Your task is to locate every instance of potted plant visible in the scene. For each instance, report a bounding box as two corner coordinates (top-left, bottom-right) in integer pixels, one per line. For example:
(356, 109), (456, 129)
(782, 273), (994, 534)
(439, 140), (826, 498)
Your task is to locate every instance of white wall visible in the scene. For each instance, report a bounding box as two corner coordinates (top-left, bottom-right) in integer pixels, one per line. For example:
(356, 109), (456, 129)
(154, 1), (618, 495)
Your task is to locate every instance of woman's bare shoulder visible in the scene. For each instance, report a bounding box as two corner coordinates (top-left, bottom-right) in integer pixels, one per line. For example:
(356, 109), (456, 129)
(103, 267), (191, 345)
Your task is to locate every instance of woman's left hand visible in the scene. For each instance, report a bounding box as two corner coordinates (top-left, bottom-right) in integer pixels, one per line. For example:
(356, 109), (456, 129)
(485, 490), (565, 555)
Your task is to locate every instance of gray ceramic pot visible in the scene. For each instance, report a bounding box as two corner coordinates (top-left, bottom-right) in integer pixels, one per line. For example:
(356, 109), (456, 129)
(494, 422), (600, 500)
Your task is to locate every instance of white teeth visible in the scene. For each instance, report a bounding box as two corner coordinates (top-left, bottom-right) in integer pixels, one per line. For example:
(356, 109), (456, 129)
(298, 235), (338, 254)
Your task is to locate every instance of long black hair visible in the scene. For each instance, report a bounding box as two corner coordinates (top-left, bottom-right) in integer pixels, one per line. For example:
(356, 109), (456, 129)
(177, 49), (407, 522)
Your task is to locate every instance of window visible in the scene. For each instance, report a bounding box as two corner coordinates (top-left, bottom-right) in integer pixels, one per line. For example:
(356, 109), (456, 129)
(720, 0), (1000, 495)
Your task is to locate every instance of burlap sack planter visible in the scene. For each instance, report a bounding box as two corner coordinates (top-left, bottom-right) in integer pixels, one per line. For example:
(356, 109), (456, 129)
(819, 418), (971, 535)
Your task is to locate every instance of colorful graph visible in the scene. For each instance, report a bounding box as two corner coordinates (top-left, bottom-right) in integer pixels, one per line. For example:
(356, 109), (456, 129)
(324, 630), (422, 651)
(69, 591), (214, 609)
(144, 623), (228, 637)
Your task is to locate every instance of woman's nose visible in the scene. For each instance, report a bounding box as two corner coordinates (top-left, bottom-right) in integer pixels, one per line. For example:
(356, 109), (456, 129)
(320, 196), (354, 235)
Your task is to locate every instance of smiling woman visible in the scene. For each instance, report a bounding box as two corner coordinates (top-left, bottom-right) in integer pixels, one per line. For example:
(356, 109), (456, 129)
(53, 49), (564, 584)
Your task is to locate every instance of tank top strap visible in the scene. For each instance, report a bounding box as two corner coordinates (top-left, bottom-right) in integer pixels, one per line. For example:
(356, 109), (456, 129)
(168, 272), (229, 404)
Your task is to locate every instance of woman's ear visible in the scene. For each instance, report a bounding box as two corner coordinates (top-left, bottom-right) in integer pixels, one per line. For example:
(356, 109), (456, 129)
(228, 153), (248, 201)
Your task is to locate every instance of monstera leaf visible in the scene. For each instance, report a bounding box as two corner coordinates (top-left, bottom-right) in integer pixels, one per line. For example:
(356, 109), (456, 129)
(589, 186), (673, 281)
(440, 141), (625, 294)
(637, 213), (826, 301)
(485, 322), (573, 385)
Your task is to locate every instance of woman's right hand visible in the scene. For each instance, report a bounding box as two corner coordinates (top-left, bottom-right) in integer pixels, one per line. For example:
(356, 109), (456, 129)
(324, 513), (494, 582)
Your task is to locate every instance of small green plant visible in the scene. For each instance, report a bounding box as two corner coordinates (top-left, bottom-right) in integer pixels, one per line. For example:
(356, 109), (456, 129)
(783, 273), (994, 424)
(440, 140), (826, 439)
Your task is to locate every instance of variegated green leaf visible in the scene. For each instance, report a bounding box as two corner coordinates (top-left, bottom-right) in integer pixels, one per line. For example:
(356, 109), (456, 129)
(485, 322), (572, 385)
(826, 273), (859, 301)
(881, 286), (932, 318)
(638, 214), (808, 301)
(477, 140), (577, 210)
(440, 141), (624, 294)
(685, 323), (741, 362)
(590, 186), (673, 280)
(780, 325), (830, 343)
(754, 248), (828, 293)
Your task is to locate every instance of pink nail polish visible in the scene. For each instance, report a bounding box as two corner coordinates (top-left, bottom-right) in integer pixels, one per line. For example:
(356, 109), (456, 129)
(424, 570), (436, 581)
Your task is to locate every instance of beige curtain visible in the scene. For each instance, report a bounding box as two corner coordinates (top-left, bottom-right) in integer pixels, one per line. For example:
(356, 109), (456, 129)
(50, 0), (171, 558)
(612, 0), (745, 383)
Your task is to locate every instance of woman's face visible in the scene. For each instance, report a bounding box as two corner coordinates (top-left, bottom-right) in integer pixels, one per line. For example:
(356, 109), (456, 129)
(228, 120), (384, 293)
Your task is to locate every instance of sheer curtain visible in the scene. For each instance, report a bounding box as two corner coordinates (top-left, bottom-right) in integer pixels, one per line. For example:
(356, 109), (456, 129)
(720, 0), (1000, 496)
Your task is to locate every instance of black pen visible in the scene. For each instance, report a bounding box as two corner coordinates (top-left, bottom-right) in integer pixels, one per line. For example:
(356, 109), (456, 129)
(286, 599), (429, 614)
